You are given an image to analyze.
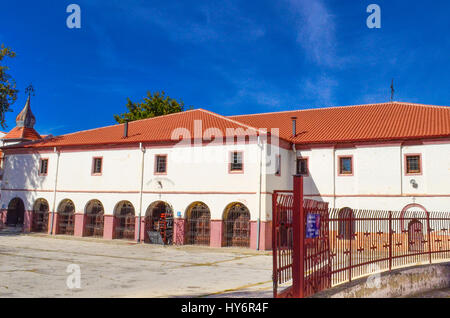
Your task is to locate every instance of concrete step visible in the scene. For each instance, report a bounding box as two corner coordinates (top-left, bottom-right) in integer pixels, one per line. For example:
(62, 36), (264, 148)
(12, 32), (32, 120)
(0, 226), (24, 234)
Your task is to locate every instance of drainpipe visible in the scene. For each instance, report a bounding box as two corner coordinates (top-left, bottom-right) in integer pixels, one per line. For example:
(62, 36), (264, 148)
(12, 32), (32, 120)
(332, 146), (336, 209)
(256, 135), (263, 250)
(50, 147), (60, 235)
(400, 143), (403, 196)
(137, 142), (146, 243)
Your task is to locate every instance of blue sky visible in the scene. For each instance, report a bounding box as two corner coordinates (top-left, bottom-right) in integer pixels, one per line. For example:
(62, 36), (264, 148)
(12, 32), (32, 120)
(1, 0), (449, 135)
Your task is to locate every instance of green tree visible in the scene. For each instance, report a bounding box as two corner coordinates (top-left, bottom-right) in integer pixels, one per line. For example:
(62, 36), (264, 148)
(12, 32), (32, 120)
(114, 91), (190, 123)
(0, 44), (18, 129)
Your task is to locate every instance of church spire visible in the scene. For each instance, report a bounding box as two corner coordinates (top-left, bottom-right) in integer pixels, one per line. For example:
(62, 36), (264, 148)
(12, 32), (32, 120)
(16, 85), (36, 128)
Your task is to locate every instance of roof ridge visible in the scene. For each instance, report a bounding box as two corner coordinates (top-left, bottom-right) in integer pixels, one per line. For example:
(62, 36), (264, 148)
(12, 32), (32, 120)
(229, 101), (450, 118)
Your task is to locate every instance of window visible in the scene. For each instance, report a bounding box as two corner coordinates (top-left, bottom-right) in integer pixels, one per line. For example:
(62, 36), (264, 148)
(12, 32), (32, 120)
(275, 155), (281, 176)
(92, 157), (103, 175)
(155, 155), (167, 174)
(405, 154), (421, 174)
(338, 156), (353, 176)
(229, 151), (243, 173)
(296, 158), (308, 175)
(39, 158), (49, 175)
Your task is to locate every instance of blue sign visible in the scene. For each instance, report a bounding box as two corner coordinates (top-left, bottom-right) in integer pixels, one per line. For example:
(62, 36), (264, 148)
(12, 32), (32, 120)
(177, 211), (182, 218)
(306, 214), (321, 238)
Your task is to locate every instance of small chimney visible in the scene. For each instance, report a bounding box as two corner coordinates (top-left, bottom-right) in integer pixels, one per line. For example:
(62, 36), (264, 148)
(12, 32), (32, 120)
(123, 121), (129, 138)
(291, 117), (297, 137)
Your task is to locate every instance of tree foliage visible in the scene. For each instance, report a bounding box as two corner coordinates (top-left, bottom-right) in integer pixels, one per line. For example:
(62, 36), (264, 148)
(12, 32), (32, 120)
(114, 91), (190, 123)
(0, 44), (18, 129)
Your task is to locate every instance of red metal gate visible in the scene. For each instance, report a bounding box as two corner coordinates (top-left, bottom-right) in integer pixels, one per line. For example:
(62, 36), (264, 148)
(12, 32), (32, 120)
(272, 176), (330, 298)
(273, 175), (450, 298)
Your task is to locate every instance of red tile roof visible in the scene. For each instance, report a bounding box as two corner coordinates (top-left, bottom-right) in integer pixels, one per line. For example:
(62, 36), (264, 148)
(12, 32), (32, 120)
(229, 102), (450, 144)
(3, 102), (449, 150)
(2, 127), (42, 141)
(5, 109), (260, 149)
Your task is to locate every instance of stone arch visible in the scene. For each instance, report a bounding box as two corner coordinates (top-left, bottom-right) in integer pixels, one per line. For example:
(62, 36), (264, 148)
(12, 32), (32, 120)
(222, 202), (251, 248)
(85, 200), (104, 238)
(6, 197), (25, 227)
(400, 203), (429, 231)
(114, 201), (135, 240)
(57, 199), (75, 235)
(144, 201), (174, 245)
(32, 198), (49, 233)
(185, 202), (211, 246)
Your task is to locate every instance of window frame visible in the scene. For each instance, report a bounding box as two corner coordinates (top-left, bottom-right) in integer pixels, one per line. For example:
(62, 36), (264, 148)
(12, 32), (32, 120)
(154, 154), (168, 175)
(229, 151), (244, 174)
(338, 155), (353, 176)
(296, 157), (309, 176)
(91, 157), (103, 176)
(39, 158), (49, 176)
(404, 154), (422, 176)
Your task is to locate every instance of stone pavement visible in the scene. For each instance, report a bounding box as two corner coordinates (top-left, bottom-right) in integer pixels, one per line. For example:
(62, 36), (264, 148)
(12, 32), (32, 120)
(0, 233), (273, 298)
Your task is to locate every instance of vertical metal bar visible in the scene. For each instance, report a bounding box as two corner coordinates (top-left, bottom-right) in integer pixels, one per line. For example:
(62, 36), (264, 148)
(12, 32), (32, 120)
(348, 211), (352, 282)
(292, 175), (303, 298)
(389, 211), (392, 271)
(426, 212), (432, 264)
(272, 191), (278, 298)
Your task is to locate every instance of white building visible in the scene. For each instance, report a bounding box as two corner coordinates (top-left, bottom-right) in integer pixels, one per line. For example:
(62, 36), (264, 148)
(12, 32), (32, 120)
(1, 98), (449, 250)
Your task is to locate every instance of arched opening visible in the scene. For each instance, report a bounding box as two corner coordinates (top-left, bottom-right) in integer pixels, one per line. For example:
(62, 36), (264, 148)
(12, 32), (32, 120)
(85, 200), (104, 238)
(186, 202), (211, 246)
(144, 201), (173, 245)
(408, 219), (424, 252)
(223, 202), (251, 248)
(114, 201), (135, 240)
(338, 207), (355, 240)
(57, 199), (75, 235)
(32, 198), (49, 233)
(6, 198), (25, 227)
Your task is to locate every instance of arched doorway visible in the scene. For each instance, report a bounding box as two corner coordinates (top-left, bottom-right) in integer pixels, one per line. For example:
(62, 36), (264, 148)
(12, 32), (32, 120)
(114, 201), (135, 240)
(85, 200), (104, 238)
(408, 219), (424, 252)
(223, 202), (251, 248)
(6, 198), (25, 227)
(186, 202), (211, 246)
(144, 201), (173, 245)
(32, 198), (49, 233)
(338, 207), (354, 240)
(57, 199), (75, 235)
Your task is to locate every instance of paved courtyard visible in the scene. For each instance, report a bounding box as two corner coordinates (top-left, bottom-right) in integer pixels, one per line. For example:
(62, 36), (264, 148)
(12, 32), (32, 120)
(0, 233), (273, 298)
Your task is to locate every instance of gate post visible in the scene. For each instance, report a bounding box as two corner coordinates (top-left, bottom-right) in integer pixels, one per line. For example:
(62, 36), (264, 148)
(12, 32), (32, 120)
(292, 175), (304, 298)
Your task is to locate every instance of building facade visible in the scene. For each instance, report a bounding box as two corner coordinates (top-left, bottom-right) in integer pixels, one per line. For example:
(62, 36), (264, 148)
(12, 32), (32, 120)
(1, 100), (449, 250)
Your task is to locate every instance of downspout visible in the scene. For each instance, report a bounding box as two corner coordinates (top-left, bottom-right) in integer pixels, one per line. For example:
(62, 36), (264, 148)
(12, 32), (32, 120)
(137, 142), (145, 243)
(50, 147), (60, 235)
(256, 135), (263, 251)
(400, 143), (403, 196)
(332, 146), (336, 209)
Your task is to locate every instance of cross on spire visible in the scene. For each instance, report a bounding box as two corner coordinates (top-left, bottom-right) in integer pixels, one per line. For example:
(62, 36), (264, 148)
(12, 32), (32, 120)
(25, 84), (35, 98)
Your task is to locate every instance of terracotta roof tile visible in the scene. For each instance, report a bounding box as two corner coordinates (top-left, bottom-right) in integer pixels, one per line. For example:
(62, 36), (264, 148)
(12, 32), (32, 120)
(6, 109), (260, 149)
(229, 102), (450, 144)
(3, 127), (42, 141)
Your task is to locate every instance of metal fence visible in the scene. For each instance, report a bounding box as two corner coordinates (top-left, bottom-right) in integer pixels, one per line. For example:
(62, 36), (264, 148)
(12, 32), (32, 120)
(273, 175), (450, 298)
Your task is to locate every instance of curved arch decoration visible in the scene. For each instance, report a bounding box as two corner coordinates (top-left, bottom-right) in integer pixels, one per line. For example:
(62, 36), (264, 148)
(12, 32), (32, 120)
(32, 198), (49, 233)
(85, 200), (104, 238)
(6, 198), (25, 227)
(223, 202), (251, 248)
(186, 202), (211, 246)
(57, 199), (75, 235)
(144, 201), (174, 245)
(114, 201), (135, 240)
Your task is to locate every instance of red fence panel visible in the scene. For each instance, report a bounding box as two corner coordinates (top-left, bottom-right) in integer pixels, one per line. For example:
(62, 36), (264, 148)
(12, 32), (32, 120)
(273, 176), (450, 298)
